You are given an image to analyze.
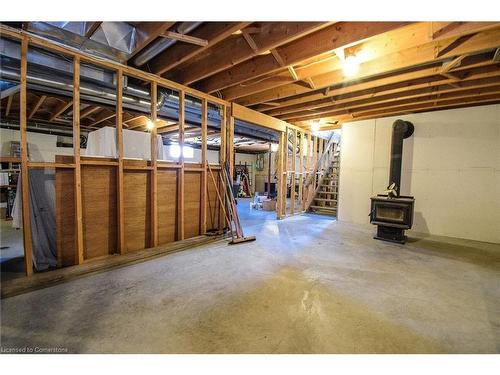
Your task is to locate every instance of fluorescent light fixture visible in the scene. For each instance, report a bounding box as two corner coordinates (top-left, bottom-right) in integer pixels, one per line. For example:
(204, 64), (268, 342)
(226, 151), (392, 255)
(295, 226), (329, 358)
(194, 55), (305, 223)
(146, 119), (154, 130)
(343, 55), (360, 77)
(169, 144), (194, 159)
(270, 143), (279, 152)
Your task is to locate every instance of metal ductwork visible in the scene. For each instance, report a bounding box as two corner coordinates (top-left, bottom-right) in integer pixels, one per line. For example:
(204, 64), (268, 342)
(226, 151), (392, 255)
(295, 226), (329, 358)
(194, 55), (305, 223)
(389, 119), (414, 195)
(133, 22), (202, 67)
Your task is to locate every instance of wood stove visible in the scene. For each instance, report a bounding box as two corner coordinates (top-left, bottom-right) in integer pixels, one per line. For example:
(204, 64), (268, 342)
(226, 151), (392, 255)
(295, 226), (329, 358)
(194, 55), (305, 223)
(370, 119), (415, 244)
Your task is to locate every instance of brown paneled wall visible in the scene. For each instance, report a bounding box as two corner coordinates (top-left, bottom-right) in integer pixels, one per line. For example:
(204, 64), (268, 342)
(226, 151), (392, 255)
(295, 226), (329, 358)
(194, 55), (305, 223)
(55, 157), (221, 266)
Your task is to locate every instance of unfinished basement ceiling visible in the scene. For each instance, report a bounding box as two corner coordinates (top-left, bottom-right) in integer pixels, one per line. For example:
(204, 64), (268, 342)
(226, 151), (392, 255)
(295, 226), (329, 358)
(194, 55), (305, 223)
(2, 21), (500, 131)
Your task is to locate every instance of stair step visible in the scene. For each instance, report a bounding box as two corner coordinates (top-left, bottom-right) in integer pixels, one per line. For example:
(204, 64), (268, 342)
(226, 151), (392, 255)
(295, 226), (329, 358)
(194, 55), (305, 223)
(314, 198), (338, 202)
(319, 184), (337, 187)
(310, 205), (337, 211)
(318, 191), (338, 195)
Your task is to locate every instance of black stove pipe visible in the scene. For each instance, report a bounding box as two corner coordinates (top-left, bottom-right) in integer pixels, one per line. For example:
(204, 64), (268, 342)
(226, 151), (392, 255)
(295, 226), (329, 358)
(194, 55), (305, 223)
(389, 119), (414, 195)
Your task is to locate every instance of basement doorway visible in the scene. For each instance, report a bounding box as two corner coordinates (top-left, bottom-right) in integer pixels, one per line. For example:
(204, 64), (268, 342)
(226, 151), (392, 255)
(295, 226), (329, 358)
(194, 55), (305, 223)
(231, 120), (280, 233)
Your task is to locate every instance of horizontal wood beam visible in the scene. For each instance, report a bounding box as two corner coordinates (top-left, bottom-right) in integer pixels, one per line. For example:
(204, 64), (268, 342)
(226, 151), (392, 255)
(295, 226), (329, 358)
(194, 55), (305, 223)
(127, 22), (176, 60)
(150, 22), (252, 75)
(0, 25), (228, 106)
(196, 22), (410, 94)
(286, 86), (500, 122)
(236, 27), (500, 107)
(270, 64), (500, 118)
(85, 22), (102, 38)
(28, 95), (46, 119)
(260, 55), (495, 115)
(49, 100), (72, 122)
(80, 105), (101, 119)
(162, 31), (208, 46)
(281, 77), (500, 121)
(232, 103), (287, 132)
(168, 22), (330, 85)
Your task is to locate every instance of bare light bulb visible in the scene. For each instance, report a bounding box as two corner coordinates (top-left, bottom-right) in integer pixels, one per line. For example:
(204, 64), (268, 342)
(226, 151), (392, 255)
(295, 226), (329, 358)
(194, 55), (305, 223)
(311, 120), (320, 133)
(343, 55), (360, 77)
(146, 119), (154, 130)
(270, 143), (279, 152)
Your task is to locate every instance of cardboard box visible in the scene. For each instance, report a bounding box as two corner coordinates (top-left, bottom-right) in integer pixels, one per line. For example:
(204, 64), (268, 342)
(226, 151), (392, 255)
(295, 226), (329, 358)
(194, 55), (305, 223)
(262, 199), (276, 211)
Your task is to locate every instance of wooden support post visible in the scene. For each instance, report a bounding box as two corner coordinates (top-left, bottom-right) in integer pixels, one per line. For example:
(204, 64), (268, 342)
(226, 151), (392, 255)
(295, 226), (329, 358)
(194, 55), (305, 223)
(150, 81), (158, 247)
(226, 106), (235, 181)
(116, 69), (125, 254)
(298, 131), (304, 212)
(290, 128), (297, 215)
(218, 104), (226, 232)
(277, 131), (285, 219)
(73, 56), (84, 265)
(20, 37), (33, 276)
(201, 98), (208, 234)
(177, 91), (185, 240)
(304, 132), (311, 209)
(312, 136), (318, 191)
(283, 129), (289, 217)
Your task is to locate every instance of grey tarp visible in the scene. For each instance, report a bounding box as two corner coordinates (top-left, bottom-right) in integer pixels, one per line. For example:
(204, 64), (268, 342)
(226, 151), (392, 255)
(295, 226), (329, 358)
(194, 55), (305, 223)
(12, 169), (56, 271)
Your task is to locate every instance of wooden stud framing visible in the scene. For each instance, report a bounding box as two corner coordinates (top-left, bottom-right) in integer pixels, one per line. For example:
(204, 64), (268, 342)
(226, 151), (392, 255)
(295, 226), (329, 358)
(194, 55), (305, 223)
(20, 37), (33, 276)
(277, 131), (285, 219)
(178, 91), (185, 241)
(150, 81), (158, 247)
(116, 69), (125, 254)
(73, 56), (84, 265)
(0, 24), (322, 281)
(298, 131), (304, 212)
(201, 98), (208, 234)
(290, 128), (297, 215)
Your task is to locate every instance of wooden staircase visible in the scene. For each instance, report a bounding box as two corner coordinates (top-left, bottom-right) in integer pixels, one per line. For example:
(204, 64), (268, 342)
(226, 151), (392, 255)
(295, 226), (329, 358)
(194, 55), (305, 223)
(304, 135), (340, 217)
(309, 153), (339, 216)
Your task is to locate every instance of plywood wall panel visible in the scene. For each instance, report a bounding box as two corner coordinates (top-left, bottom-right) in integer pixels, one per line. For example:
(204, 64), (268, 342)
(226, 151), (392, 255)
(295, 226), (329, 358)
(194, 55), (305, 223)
(184, 171), (201, 238)
(157, 169), (177, 244)
(206, 169), (221, 231)
(55, 168), (76, 267)
(81, 165), (117, 259)
(124, 170), (151, 253)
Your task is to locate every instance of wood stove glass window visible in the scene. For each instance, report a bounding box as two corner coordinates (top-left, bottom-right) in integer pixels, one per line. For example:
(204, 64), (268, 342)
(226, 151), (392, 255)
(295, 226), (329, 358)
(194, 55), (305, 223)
(376, 206), (404, 222)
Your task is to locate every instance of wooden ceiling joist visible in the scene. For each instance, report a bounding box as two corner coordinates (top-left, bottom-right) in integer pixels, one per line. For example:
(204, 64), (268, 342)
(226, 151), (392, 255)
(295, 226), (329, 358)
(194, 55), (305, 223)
(80, 105), (101, 119)
(285, 86), (500, 123)
(127, 22), (177, 60)
(236, 27), (500, 107)
(267, 64), (500, 118)
(5, 95), (14, 117)
(195, 22), (410, 94)
(282, 78), (500, 122)
(85, 22), (102, 38)
(222, 22), (499, 102)
(149, 22), (252, 75)
(28, 95), (46, 119)
(49, 100), (73, 122)
(165, 22), (330, 85)
(162, 31), (208, 46)
(259, 54), (497, 115)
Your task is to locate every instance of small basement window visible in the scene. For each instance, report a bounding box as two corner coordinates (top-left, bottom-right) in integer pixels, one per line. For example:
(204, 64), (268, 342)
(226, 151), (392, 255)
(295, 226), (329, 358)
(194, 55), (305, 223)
(170, 144), (194, 159)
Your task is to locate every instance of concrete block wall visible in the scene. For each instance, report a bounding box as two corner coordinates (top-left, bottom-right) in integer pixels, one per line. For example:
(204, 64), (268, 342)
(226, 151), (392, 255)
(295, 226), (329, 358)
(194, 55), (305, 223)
(338, 104), (500, 243)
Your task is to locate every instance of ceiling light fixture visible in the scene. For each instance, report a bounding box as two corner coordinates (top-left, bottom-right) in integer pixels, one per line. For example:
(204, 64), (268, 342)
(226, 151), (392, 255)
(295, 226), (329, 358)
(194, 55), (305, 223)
(146, 119), (154, 130)
(270, 143), (279, 152)
(343, 54), (360, 77)
(311, 120), (320, 133)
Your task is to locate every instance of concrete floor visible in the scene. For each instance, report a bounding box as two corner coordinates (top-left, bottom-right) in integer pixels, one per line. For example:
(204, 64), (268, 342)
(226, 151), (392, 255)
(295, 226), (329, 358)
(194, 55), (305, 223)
(0, 219), (25, 282)
(1, 201), (499, 353)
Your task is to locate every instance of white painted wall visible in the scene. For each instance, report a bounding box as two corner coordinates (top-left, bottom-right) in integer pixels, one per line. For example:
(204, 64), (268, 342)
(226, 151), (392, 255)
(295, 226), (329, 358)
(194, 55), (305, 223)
(338, 104), (500, 244)
(0, 128), (73, 162)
